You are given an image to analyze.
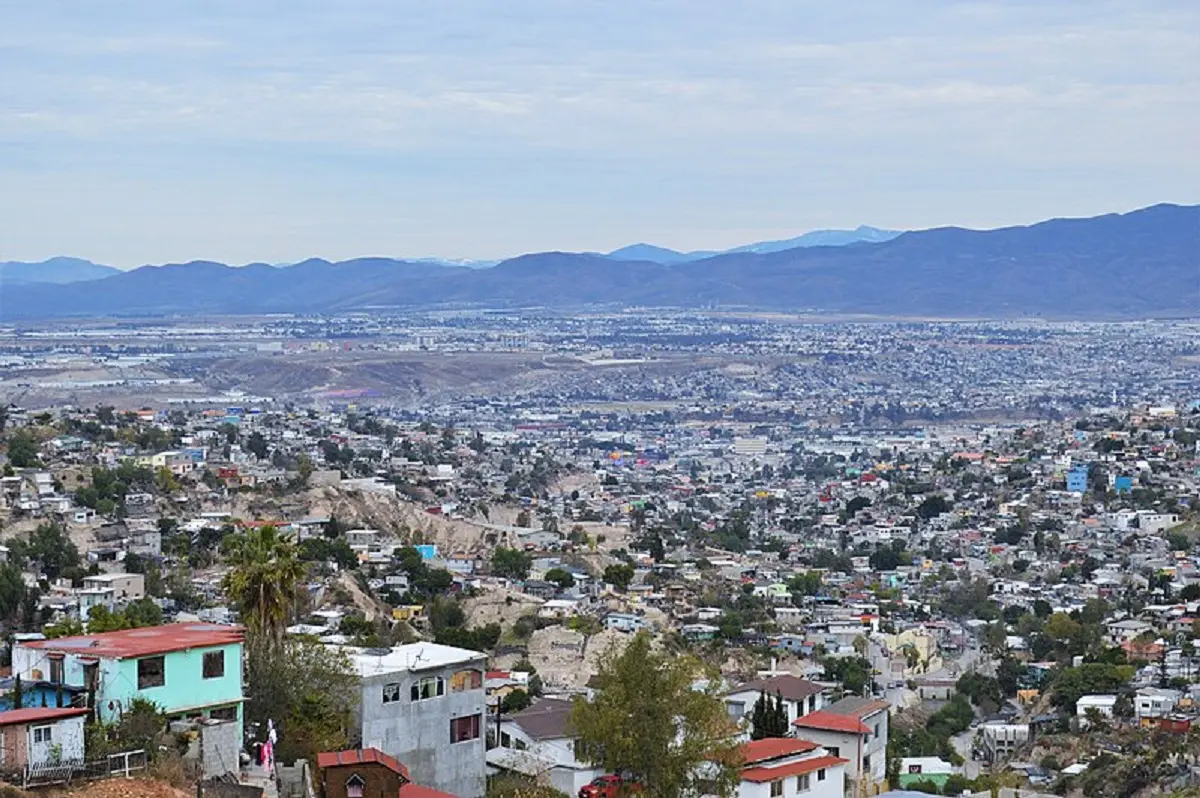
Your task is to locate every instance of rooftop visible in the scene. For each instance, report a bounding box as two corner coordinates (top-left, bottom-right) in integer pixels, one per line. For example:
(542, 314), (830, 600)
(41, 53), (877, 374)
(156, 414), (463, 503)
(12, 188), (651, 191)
(0, 707), (90, 727)
(507, 697), (575, 741)
(742, 754), (846, 783)
(342, 642), (485, 677)
(20, 623), (244, 660)
(728, 674), (826, 702)
(741, 737), (820, 765)
(316, 747), (409, 780)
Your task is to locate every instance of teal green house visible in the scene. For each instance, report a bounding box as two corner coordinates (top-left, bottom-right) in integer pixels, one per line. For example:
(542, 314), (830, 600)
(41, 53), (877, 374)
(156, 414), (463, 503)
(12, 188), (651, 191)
(13, 624), (245, 741)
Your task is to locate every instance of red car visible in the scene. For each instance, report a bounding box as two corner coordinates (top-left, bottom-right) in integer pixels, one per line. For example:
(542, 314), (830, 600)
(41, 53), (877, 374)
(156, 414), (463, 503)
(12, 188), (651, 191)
(578, 774), (643, 798)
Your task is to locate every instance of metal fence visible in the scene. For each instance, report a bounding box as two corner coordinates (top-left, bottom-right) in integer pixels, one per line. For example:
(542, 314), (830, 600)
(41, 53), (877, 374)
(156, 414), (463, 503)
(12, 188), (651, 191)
(20, 748), (147, 788)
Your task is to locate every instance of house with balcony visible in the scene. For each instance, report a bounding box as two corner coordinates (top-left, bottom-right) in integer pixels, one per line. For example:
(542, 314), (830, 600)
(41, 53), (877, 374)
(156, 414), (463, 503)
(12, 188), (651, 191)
(12, 624), (245, 741)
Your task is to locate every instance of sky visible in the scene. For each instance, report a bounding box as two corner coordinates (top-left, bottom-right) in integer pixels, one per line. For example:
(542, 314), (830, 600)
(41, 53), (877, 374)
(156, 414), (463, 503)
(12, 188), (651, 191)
(1, 0), (1198, 268)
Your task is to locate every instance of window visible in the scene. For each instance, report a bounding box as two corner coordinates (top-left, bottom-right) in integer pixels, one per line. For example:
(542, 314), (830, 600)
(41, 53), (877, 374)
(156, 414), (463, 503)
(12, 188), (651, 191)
(345, 774), (365, 798)
(49, 656), (64, 685)
(450, 669), (483, 692)
(203, 651), (225, 679)
(137, 656), (165, 689)
(863, 755), (871, 772)
(450, 713), (481, 744)
(32, 726), (52, 744)
(727, 702), (745, 719)
(873, 723), (880, 739)
(826, 746), (839, 759)
(209, 706), (238, 721)
(769, 780), (783, 798)
(796, 773), (811, 792)
(410, 676), (446, 701)
(817, 769), (826, 782)
(382, 683), (401, 704)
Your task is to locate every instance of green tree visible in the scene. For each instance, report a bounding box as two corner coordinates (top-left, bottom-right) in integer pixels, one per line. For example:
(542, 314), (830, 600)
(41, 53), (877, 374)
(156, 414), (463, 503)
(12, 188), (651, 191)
(823, 656), (874, 697)
(543, 568), (575, 590)
(223, 525), (305, 650)
(245, 638), (357, 765)
(9, 523), (81, 581)
(0, 563), (29, 621)
(4, 429), (40, 468)
(246, 431), (269, 460)
(491, 547), (533, 581)
(500, 689), (533, 714)
(570, 633), (740, 798)
(750, 691), (789, 739)
(603, 563), (635, 591)
(788, 571), (822, 599)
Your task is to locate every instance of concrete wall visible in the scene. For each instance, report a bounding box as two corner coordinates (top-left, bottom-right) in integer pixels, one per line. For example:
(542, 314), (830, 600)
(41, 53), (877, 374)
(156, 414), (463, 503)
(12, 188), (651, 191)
(200, 718), (242, 779)
(357, 656), (487, 798)
(28, 715), (85, 766)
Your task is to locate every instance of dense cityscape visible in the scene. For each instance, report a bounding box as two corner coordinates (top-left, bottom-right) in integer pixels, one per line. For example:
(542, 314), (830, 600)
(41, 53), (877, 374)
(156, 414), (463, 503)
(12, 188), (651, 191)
(0, 313), (1198, 797)
(4, 1), (1198, 797)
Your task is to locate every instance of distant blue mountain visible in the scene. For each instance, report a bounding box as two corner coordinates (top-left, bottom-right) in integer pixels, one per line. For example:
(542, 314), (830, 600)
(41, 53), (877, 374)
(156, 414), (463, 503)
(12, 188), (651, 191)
(0, 256), (121, 284)
(605, 243), (715, 264)
(722, 225), (901, 254)
(2, 205), (1196, 319)
(603, 226), (901, 263)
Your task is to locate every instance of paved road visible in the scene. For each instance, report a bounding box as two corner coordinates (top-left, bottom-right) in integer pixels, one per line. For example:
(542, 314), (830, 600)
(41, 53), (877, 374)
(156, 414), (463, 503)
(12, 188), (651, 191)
(942, 643), (992, 780)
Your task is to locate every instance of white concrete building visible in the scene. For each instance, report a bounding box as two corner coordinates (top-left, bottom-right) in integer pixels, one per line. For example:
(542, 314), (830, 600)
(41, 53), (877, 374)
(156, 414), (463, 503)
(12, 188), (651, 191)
(487, 697), (603, 797)
(343, 642), (487, 798)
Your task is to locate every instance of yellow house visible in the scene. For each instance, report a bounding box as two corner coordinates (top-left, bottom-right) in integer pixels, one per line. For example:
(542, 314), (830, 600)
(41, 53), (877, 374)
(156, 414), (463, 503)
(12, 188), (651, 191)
(883, 627), (943, 676)
(391, 605), (425, 622)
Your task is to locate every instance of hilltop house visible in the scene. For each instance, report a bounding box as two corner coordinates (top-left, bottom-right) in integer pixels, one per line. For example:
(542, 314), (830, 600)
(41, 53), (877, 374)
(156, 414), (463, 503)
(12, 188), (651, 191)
(344, 642), (488, 798)
(13, 624), (245, 740)
(705, 737), (846, 798)
(725, 675), (829, 730)
(487, 697), (604, 797)
(790, 697), (889, 796)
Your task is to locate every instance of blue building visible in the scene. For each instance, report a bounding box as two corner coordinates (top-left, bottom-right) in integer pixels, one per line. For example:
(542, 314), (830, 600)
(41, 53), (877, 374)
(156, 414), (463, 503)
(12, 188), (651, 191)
(1067, 465), (1090, 493)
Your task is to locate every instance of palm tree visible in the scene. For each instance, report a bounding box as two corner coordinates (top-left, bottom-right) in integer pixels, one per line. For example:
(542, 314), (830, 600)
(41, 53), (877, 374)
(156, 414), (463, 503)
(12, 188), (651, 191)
(223, 525), (305, 649)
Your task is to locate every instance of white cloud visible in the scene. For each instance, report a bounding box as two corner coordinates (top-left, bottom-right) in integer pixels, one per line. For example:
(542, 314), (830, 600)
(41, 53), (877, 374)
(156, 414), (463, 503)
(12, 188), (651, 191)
(0, 0), (1197, 264)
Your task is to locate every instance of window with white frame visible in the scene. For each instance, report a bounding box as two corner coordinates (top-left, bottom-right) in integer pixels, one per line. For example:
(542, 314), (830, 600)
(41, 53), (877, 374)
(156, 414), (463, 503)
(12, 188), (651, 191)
(410, 676), (446, 701)
(32, 726), (52, 744)
(817, 768), (826, 782)
(796, 773), (811, 792)
(769, 780), (783, 797)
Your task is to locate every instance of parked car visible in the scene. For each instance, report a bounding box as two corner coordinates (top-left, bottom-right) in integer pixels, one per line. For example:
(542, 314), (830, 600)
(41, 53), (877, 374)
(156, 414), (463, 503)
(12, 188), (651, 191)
(579, 774), (643, 798)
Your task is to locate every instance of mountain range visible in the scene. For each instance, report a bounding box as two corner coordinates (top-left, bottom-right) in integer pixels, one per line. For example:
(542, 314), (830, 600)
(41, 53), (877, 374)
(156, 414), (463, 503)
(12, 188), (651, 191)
(0, 256), (121, 285)
(604, 225), (900, 263)
(0, 205), (1196, 319)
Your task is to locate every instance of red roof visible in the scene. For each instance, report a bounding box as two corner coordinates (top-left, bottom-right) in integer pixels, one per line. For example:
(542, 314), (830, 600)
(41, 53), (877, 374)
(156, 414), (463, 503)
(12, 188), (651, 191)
(486, 671), (511, 680)
(741, 738), (819, 765)
(316, 748), (410, 780)
(20, 624), (244, 660)
(399, 785), (458, 798)
(0, 707), (90, 727)
(792, 710), (871, 735)
(742, 754), (847, 783)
